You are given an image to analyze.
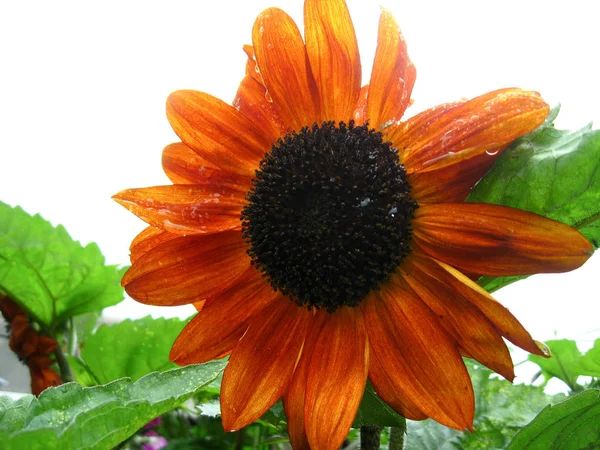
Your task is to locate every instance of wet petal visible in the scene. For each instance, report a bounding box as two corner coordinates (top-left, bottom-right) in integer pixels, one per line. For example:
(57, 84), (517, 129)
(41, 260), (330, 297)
(366, 9), (415, 128)
(122, 230), (250, 306)
(113, 184), (246, 235)
(167, 90), (270, 176)
(413, 203), (593, 276)
(252, 8), (320, 130)
(305, 307), (368, 450)
(400, 254), (514, 380)
(283, 311), (327, 450)
(242, 44), (262, 83)
(221, 300), (311, 432)
(434, 259), (547, 356)
(392, 89), (548, 171)
(129, 226), (178, 264)
(304, 0), (361, 122)
(363, 283), (474, 430)
(170, 268), (278, 364)
(233, 75), (287, 143)
(407, 144), (507, 203)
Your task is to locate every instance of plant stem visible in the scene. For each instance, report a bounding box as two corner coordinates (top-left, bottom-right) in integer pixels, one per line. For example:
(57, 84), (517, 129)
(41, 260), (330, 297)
(360, 426), (382, 450)
(53, 343), (75, 383)
(389, 424), (405, 450)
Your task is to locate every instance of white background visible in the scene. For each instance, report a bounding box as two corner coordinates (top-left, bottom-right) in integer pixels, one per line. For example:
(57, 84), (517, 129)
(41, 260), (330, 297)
(1, 1), (599, 386)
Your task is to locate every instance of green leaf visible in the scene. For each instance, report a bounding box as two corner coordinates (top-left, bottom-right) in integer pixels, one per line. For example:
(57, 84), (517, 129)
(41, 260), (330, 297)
(79, 316), (187, 384)
(529, 338), (600, 390)
(353, 382), (406, 428)
(65, 356), (99, 387)
(508, 389), (600, 449)
(0, 202), (126, 327)
(580, 339), (600, 378)
(0, 361), (226, 450)
(467, 106), (600, 292)
(0, 396), (34, 434)
(529, 339), (584, 390)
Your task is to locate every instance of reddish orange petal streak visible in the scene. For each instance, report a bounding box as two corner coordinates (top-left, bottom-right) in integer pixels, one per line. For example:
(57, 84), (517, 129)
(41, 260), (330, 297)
(366, 9), (415, 129)
(283, 311), (328, 450)
(363, 285), (474, 430)
(305, 307), (368, 450)
(413, 203), (593, 276)
(392, 89), (549, 171)
(233, 75), (287, 143)
(304, 0), (361, 122)
(129, 226), (178, 264)
(113, 184), (246, 235)
(367, 354), (427, 421)
(170, 268), (278, 365)
(221, 300), (311, 432)
(400, 255), (514, 380)
(167, 90), (269, 176)
(252, 8), (320, 130)
(122, 230), (250, 306)
(434, 259), (548, 356)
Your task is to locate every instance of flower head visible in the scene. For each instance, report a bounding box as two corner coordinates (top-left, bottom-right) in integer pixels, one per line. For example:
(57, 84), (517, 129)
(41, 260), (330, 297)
(114, 1), (593, 448)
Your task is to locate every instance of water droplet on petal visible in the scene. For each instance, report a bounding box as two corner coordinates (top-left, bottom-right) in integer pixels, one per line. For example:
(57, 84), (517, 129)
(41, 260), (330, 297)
(486, 149), (499, 156)
(265, 91), (273, 103)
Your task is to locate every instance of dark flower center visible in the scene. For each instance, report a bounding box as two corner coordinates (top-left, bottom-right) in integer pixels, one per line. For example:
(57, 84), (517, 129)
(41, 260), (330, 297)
(241, 121), (417, 312)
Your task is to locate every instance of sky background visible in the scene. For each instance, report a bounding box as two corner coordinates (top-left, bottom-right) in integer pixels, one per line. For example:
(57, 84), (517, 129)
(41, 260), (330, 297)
(1, 1), (599, 388)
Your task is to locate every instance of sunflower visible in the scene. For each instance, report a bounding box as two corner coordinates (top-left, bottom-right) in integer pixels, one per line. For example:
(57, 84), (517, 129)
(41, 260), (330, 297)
(114, 1), (593, 448)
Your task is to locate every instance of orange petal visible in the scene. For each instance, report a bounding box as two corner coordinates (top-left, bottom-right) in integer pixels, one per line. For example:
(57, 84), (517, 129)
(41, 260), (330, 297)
(221, 300), (311, 431)
(162, 142), (218, 183)
(252, 8), (320, 130)
(368, 354), (427, 421)
(407, 143), (507, 202)
(129, 226), (178, 264)
(233, 75), (287, 143)
(167, 90), (270, 176)
(283, 310), (328, 450)
(113, 184), (246, 235)
(433, 258), (547, 356)
(162, 142), (253, 189)
(353, 84), (369, 125)
(170, 268), (277, 364)
(305, 307), (368, 450)
(362, 284), (474, 430)
(412, 203), (593, 276)
(400, 255), (514, 380)
(366, 9), (415, 128)
(392, 89), (548, 171)
(122, 230), (250, 306)
(304, 0), (361, 122)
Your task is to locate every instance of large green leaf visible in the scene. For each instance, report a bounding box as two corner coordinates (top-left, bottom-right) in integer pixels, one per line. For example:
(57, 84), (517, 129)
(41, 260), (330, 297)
(0, 202), (126, 327)
(508, 389), (600, 449)
(466, 107), (600, 292)
(406, 360), (562, 449)
(0, 361), (226, 450)
(79, 316), (187, 384)
(529, 338), (600, 390)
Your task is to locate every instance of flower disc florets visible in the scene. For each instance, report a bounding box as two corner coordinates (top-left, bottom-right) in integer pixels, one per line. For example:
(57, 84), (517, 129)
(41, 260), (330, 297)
(241, 121), (417, 312)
